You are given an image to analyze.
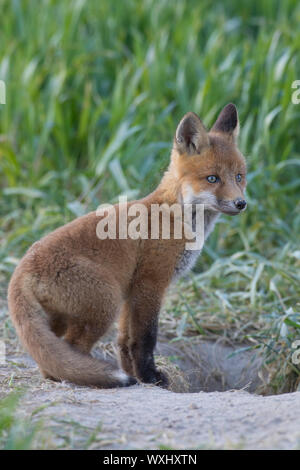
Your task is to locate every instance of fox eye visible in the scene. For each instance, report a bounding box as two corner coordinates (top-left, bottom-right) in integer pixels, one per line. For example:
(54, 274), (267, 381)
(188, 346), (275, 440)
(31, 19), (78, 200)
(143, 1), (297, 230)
(207, 175), (219, 183)
(236, 174), (242, 182)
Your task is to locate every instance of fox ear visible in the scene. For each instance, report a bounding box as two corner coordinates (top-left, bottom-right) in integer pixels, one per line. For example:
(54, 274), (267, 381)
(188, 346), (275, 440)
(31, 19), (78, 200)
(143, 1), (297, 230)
(175, 112), (209, 155)
(211, 103), (239, 142)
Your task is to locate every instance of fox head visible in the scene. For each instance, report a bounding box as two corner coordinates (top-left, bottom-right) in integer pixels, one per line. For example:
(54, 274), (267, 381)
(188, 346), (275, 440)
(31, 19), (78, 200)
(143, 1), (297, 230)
(171, 104), (247, 215)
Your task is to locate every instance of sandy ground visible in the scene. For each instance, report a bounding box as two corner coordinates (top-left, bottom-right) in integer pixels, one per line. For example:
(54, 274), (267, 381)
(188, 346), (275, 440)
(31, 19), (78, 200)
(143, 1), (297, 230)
(1, 346), (300, 449)
(1, 296), (300, 449)
(32, 386), (300, 450)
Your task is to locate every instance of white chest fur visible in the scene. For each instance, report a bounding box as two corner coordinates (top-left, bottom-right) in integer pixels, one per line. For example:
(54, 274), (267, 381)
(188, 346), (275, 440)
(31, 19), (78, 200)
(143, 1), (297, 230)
(173, 210), (219, 279)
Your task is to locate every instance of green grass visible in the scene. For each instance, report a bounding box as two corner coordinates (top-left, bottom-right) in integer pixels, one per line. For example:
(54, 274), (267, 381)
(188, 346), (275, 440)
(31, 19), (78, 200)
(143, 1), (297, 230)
(0, 391), (44, 449)
(0, 0), (300, 393)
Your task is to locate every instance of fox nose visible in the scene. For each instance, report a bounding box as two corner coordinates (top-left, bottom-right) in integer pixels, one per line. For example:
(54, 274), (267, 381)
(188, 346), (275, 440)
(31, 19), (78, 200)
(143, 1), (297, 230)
(234, 198), (247, 211)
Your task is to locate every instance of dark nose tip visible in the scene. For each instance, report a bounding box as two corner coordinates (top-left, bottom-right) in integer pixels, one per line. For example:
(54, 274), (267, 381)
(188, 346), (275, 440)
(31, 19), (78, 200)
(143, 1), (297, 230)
(234, 198), (247, 210)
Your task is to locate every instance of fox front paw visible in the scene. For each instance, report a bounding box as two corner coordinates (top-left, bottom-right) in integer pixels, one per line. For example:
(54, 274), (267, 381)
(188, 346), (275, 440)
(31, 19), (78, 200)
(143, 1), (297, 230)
(140, 368), (169, 388)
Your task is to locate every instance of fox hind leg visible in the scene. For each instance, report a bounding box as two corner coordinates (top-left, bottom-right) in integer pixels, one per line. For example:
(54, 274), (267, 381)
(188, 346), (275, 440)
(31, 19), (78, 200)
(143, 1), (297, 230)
(49, 314), (68, 337)
(64, 320), (108, 354)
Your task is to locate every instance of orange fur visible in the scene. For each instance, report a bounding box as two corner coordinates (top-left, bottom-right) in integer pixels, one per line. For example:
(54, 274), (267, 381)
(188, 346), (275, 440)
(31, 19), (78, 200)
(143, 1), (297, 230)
(8, 104), (247, 388)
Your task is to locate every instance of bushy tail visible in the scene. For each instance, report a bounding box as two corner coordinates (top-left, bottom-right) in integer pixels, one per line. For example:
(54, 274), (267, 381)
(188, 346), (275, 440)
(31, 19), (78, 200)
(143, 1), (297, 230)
(8, 285), (133, 388)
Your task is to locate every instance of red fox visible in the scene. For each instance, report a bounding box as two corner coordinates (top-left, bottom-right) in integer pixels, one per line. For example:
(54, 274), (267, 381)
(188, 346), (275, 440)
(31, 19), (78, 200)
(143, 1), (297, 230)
(8, 103), (247, 388)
